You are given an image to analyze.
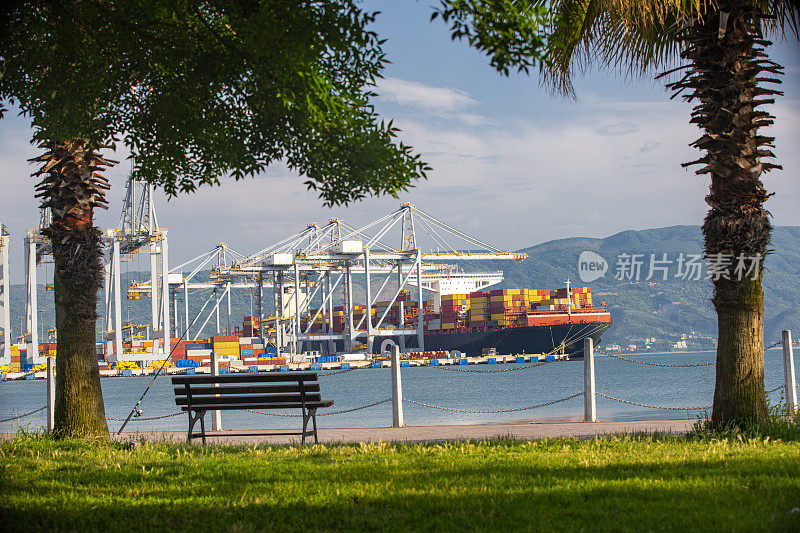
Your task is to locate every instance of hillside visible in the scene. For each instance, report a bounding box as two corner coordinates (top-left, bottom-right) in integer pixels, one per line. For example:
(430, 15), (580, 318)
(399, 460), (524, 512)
(461, 225), (800, 349)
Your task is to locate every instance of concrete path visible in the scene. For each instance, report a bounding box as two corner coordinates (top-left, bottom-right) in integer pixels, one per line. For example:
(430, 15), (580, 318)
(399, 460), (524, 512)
(112, 419), (696, 446)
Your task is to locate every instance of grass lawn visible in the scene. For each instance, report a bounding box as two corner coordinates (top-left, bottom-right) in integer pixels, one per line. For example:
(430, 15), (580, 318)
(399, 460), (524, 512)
(1, 434), (799, 532)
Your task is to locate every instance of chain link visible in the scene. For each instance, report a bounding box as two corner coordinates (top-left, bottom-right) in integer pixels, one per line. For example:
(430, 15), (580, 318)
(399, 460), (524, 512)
(597, 392), (710, 411)
(106, 412), (184, 422)
(318, 366), (359, 378)
(244, 398), (392, 418)
(0, 406), (46, 423)
(402, 392), (584, 414)
(604, 353), (715, 368)
(430, 357), (560, 373)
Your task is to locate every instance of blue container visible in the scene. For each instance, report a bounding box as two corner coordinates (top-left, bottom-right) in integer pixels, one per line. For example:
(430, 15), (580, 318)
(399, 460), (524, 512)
(546, 355), (556, 362)
(122, 369), (133, 377)
(310, 363), (321, 370)
(371, 361), (381, 368)
(516, 356), (525, 363)
(248, 365), (259, 373)
(185, 368), (196, 375)
(176, 359), (199, 368)
(400, 360), (410, 368)
(240, 349), (253, 356)
(25, 373), (35, 380)
(22, 364), (33, 372)
(429, 359), (440, 366)
(279, 365), (289, 371)
(341, 362), (351, 370)
(265, 347), (278, 355)
(487, 357), (497, 364)
(459, 358), (468, 366)
(219, 367), (229, 374)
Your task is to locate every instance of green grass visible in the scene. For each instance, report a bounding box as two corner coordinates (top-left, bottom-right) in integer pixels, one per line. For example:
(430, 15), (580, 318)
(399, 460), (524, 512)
(1, 434), (799, 532)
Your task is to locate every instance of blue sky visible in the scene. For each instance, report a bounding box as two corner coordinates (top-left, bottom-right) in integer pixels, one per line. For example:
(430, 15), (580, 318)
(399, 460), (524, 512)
(1, 0), (798, 281)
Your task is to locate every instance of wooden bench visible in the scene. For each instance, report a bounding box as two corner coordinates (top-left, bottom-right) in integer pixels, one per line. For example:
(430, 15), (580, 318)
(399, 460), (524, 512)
(172, 372), (333, 445)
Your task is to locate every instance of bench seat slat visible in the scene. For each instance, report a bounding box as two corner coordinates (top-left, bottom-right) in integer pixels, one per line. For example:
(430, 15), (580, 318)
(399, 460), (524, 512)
(174, 384), (319, 396)
(176, 393), (322, 406)
(181, 400), (333, 411)
(172, 373), (318, 385)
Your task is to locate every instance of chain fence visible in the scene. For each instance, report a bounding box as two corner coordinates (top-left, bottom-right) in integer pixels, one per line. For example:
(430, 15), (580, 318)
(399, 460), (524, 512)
(317, 366), (360, 378)
(106, 412), (184, 422)
(430, 357), (560, 373)
(597, 392), (711, 411)
(0, 406), (46, 423)
(604, 353), (715, 368)
(402, 392), (584, 414)
(244, 398), (392, 418)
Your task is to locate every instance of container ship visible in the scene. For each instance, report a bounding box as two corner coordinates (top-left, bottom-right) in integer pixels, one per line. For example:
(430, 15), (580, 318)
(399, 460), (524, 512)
(295, 285), (612, 359)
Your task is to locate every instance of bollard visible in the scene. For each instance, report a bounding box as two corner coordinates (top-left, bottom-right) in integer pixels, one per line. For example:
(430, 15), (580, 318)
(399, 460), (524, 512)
(782, 330), (798, 414)
(391, 345), (404, 427)
(211, 350), (222, 431)
(46, 357), (55, 432)
(584, 337), (596, 422)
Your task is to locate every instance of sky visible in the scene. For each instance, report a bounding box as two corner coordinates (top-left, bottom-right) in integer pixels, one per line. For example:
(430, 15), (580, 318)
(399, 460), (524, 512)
(1, 1), (799, 282)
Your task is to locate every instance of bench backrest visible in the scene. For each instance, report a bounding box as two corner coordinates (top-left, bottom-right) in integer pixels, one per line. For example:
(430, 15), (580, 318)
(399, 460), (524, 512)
(172, 372), (321, 408)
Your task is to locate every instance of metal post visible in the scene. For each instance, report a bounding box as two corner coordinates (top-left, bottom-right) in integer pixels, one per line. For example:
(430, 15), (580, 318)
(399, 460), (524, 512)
(364, 248), (374, 355)
(0, 224), (11, 361)
(226, 282), (231, 335)
(47, 356), (55, 431)
(584, 337), (596, 422)
(276, 271), (283, 356)
(345, 263), (354, 352)
(416, 250), (424, 352)
(211, 350), (221, 431)
(256, 272), (263, 340)
(183, 279), (190, 339)
(161, 233), (171, 358)
(294, 261), (301, 358)
(26, 235), (40, 360)
(397, 262), (405, 353)
(782, 330), (798, 414)
(113, 238), (123, 361)
(214, 288), (220, 334)
(391, 345), (404, 427)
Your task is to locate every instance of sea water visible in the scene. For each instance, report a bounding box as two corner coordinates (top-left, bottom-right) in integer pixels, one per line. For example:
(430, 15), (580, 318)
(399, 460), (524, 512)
(1, 350), (796, 433)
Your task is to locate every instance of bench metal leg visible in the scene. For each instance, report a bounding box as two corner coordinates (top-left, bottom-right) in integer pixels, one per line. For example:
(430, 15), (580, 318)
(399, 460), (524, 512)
(187, 409), (207, 444)
(311, 408), (319, 444)
(199, 412), (207, 445)
(301, 408), (309, 446)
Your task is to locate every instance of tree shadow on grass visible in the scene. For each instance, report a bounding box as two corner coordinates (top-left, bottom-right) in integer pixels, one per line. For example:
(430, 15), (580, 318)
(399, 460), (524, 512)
(3, 443), (799, 532)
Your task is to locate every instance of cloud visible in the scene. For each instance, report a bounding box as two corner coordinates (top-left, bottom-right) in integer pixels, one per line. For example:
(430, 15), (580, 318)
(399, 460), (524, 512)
(596, 122), (640, 136)
(639, 141), (661, 153)
(378, 77), (477, 111)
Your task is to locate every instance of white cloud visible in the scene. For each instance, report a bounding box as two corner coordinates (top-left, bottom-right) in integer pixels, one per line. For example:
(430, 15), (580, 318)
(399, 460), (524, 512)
(377, 77), (477, 112)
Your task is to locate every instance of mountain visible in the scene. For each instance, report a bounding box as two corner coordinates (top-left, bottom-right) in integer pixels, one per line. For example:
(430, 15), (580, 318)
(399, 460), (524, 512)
(459, 225), (800, 349)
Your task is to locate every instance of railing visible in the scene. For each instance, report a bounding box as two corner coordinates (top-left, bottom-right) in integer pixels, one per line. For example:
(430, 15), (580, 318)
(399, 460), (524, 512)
(1, 330), (797, 433)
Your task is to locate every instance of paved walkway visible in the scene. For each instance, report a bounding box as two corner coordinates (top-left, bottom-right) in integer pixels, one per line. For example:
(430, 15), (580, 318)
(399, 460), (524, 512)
(112, 419), (696, 445)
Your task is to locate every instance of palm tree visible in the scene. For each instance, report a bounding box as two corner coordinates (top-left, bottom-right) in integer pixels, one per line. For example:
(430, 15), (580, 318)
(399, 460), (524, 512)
(436, 0), (798, 428)
(32, 140), (114, 437)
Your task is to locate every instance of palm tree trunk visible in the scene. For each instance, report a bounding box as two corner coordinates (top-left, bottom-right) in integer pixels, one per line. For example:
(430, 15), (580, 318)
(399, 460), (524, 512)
(52, 222), (108, 438)
(33, 139), (112, 438)
(669, 4), (783, 428)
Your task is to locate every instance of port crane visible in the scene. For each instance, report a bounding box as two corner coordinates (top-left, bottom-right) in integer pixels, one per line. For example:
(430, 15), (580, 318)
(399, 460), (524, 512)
(220, 204), (525, 358)
(103, 173), (171, 362)
(0, 221), (10, 363)
(19, 207), (54, 364)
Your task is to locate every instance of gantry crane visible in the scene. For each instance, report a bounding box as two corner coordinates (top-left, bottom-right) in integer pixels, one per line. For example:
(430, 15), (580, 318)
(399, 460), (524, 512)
(0, 221), (10, 363)
(103, 173), (170, 363)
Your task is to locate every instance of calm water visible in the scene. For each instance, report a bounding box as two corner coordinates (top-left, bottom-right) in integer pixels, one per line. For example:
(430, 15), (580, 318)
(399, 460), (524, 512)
(1, 350), (796, 433)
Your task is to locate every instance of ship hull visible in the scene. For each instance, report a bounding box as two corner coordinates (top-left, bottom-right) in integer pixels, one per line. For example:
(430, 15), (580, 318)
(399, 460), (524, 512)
(369, 320), (612, 359)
